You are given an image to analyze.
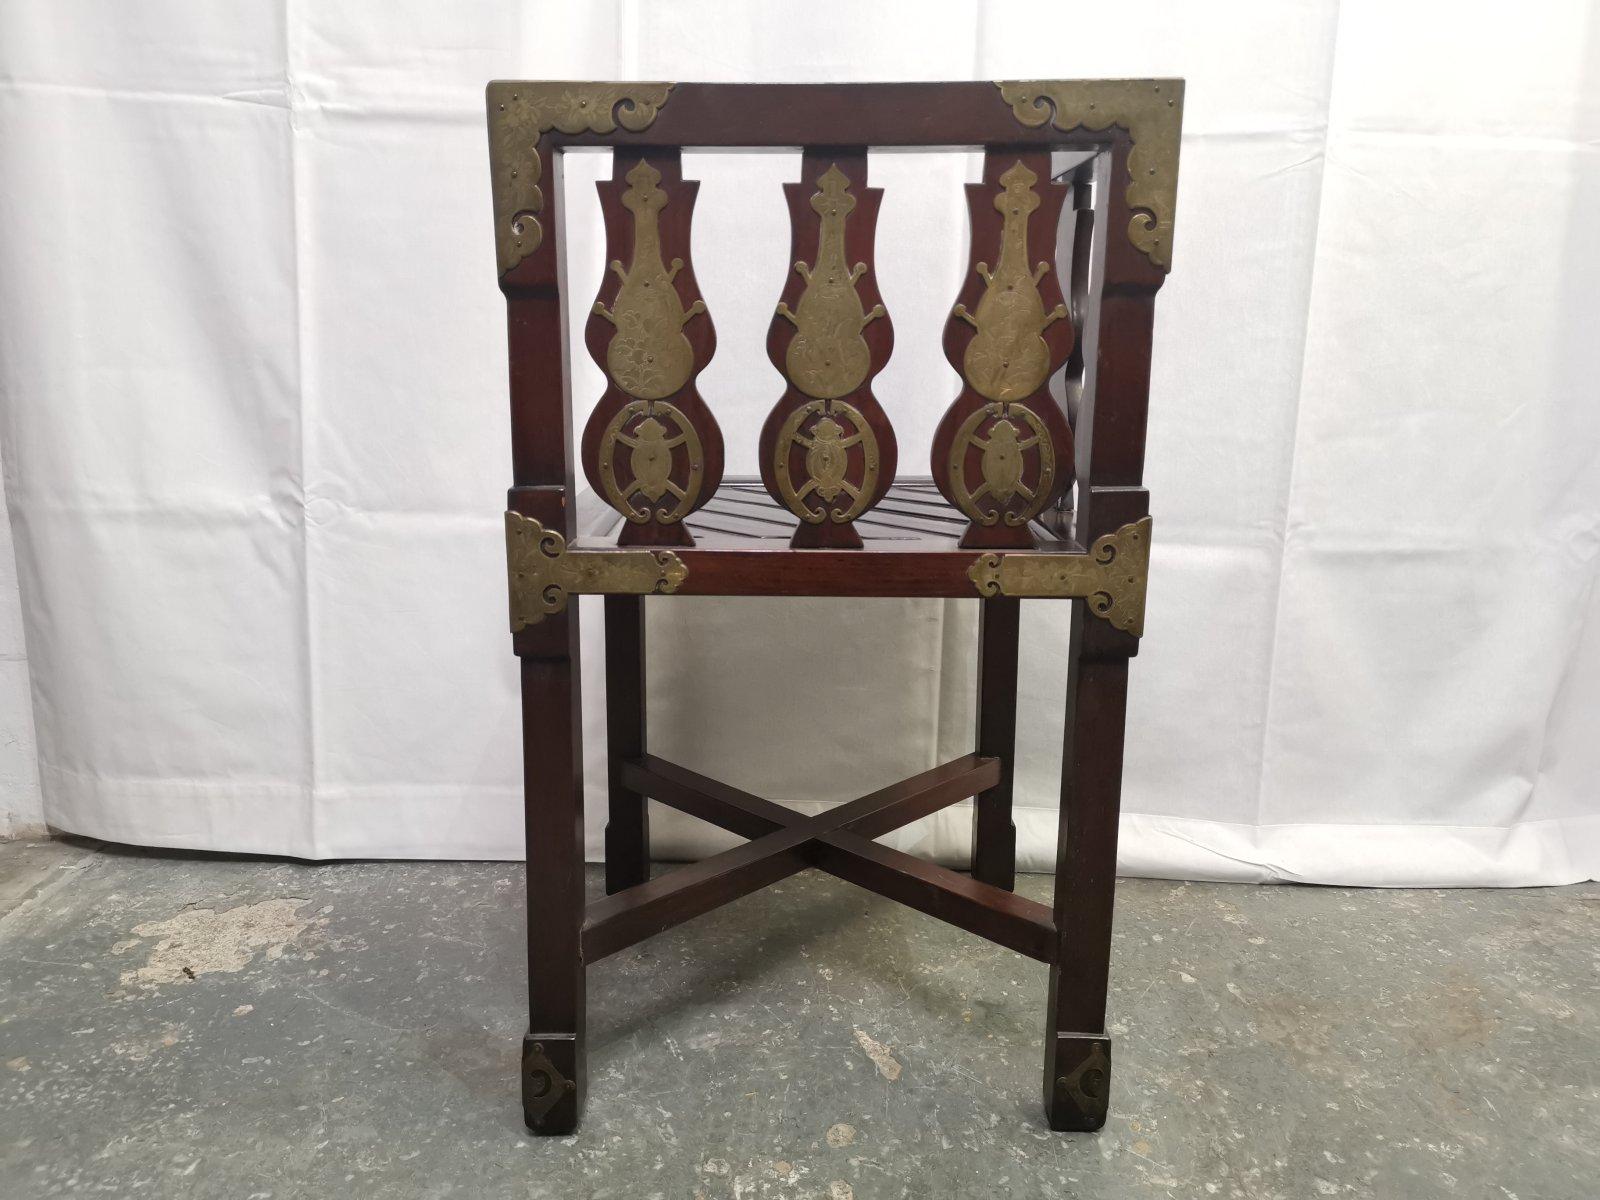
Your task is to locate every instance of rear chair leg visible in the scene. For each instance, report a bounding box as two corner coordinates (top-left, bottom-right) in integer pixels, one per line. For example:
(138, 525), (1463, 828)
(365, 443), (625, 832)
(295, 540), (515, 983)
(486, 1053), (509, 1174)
(520, 610), (586, 1134)
(1043, 609), (1129, 1131)
(604, 596), (650, 894)
(972, 597), (1020, 891)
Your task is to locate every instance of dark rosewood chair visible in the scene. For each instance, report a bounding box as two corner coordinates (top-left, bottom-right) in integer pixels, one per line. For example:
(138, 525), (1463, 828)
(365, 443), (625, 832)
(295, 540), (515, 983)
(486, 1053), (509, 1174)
(486, 80), (1182, 1134)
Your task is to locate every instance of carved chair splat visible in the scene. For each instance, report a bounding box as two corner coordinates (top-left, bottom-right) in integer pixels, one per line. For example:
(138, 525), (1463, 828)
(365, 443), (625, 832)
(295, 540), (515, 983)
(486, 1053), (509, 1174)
(486, 80), (1182, 1135)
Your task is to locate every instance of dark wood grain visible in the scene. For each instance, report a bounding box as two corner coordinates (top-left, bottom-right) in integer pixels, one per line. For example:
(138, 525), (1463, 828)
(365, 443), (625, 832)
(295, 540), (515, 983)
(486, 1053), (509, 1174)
(1041, 140), (1165, 1134)
(583, 755), (999, 961)
(603, 596), (649, 893)
(972, 597), (1020, 890)
(619, 755), (1055, 961)
(517, 583), (585, 1134)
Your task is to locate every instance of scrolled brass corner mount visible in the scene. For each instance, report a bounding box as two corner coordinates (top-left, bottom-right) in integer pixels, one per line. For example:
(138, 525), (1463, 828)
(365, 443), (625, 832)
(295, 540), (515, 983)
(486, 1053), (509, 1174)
(969, 516), (1152, 636)
(995, 80), (1182, 271)
(505, 512), (687, 629)
(487, 82), (676, 276)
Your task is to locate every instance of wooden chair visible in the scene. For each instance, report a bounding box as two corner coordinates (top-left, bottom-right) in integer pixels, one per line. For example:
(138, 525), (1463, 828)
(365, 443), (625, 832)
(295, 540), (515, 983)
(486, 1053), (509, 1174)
(486, 80), (1182, 1134)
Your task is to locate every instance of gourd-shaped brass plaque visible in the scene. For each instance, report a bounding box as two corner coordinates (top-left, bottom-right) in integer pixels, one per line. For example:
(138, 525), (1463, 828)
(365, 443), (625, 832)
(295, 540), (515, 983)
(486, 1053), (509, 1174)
(584, 153), (719, 541)
(953, 161), (1068, 403)
(933, 152), (1073, 547)
(776, 165), (886, 400)
(592, 160), (706, 401)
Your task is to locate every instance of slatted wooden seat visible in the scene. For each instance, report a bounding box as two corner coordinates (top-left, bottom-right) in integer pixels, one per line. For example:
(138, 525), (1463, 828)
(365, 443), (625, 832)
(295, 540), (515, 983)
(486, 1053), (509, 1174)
(486, 80), (1182, 1134)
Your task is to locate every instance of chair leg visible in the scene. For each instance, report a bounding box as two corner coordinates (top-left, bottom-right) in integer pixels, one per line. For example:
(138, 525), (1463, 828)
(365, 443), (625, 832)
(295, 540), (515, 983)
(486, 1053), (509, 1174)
(971, 596), (1019, 891)
(520, 612), (586, 1135)
(1043, 609), (1129, 1132)
(604, 596), (650, 894)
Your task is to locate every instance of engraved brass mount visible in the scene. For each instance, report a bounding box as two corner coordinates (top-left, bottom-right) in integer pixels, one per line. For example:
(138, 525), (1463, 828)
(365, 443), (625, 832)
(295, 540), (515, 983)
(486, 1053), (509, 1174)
(969, 516), (1152, 636)
(954, 160), (1068, 403)
(773, 399), (879, 524)
(506, 513), (686, 629)
(948, 401), (1057, 528)
(1056, 1039), (1112, 1119)
(487, 82), (675, 276)
(592, 159), (706, 402)
(597, 399), (705, 524)
(776, 164), (885, 400)
(522, 1040), (574, 1126)
(995, 79), (1182, 271)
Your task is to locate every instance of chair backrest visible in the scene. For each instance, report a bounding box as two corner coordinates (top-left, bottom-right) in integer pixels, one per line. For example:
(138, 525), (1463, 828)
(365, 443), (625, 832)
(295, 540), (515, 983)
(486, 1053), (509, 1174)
(486, 81), (1182, 553)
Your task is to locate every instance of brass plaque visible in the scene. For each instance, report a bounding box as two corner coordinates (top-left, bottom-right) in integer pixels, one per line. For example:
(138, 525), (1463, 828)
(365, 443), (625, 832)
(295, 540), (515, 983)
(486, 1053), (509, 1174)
(969, 516), (1151, 636)
(775, 164), (886, 400)
(995, 79), (1183, 271)
(773, 398), (879, 524)
(948, 400), (1056, 528)
(952, 161), (1068, 403)
(592, 159), (707, 401)
(506, 512), (687, 629)
(522, 1040), (574, 1127)
(596, 398), (704, 524)
(486, 82), (675, 276)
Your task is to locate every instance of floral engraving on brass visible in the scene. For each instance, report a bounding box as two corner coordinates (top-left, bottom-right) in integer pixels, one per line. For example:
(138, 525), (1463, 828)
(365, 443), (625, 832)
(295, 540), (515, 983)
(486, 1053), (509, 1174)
(773, 399), (878, 524)
(522, 1040), (574, 1127)
(505, 512), (687, 630)
(996, 79), (1183, 271)
(592, 160), (707, 401)
(486, 82), (675, 276)
(596, 398), (704, 524)
(969, 516), (1152, 636)
(953, 161), (1069, 404)
(948, 401), (1057, 528)
(776, 165), (886, 400)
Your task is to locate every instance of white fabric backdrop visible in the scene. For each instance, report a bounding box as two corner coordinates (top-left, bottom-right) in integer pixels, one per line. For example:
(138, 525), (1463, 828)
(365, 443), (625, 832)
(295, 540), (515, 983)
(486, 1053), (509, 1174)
(2, 1), (1596, 884)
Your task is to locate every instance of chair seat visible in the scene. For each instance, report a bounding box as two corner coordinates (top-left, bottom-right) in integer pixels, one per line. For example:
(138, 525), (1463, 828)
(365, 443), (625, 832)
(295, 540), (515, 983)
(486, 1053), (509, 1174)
(557, 477), (1094, 603)
(580, 477), (1068, 547)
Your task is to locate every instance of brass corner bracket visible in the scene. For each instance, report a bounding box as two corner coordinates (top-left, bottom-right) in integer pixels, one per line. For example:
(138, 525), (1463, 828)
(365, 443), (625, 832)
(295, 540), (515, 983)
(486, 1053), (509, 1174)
(486, 81), (675, 276)
(995, 80), (1183, 271)
(506, 512), (686, 630)
(969, 516), (1152, 636)
(522, 1039), (574, 1127)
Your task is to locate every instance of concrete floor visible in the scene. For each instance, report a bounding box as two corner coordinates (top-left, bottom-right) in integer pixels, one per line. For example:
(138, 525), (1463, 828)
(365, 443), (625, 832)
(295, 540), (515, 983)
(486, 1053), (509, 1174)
(0, 837), (1595, 1199)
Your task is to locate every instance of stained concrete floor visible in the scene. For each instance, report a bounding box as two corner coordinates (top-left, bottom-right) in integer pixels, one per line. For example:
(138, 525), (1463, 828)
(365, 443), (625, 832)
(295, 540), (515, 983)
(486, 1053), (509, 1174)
(0, 837), (1595, 1199)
